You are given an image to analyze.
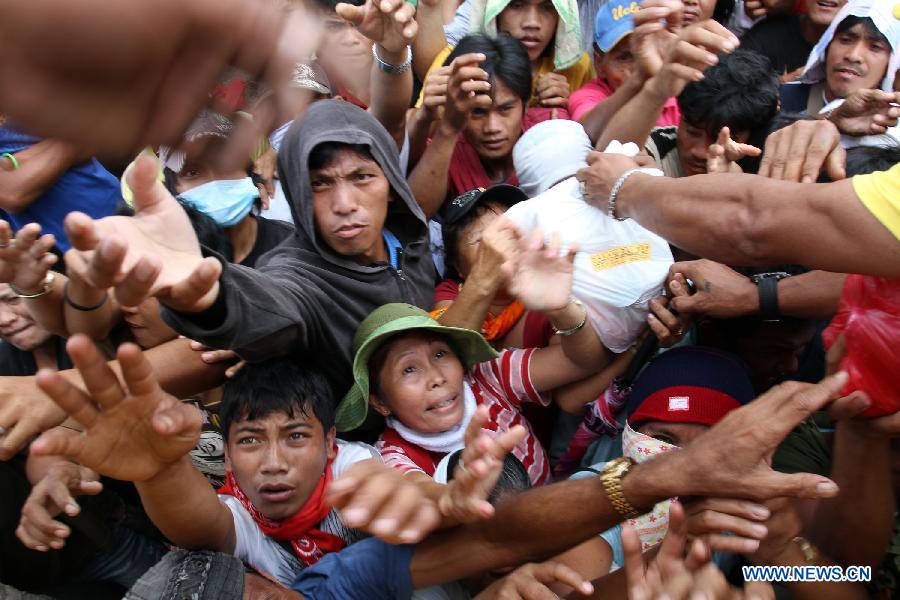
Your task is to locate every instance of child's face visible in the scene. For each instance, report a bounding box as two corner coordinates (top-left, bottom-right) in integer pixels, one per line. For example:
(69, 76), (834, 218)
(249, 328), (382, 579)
(371, 332), (467, 434)
(595, 37), (635, 91)
(637, 421), (709, 447)
(225, 409), (336, 521)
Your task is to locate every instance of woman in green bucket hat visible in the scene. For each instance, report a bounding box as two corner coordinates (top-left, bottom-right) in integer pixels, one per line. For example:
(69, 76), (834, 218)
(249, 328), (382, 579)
(336, 227), (612, 486)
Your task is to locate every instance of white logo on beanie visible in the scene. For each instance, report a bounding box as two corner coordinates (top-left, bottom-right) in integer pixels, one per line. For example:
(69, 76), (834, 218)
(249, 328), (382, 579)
(668, 396), (690, 411)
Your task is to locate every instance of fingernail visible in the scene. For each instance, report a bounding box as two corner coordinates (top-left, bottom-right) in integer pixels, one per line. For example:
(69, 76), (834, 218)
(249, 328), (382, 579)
(134, 260), (154, 281)
(343, 508), (368, 524)
(157, 415), (173, 431)
(400, 529), (419, 542)
(751, 506), (770, 519)
(691, 593), (708, 600)
(202, 352), (214, 362)
(752, 524), (768, 537)
(372, 518), (396, 533)
(817, 481), (839, 495)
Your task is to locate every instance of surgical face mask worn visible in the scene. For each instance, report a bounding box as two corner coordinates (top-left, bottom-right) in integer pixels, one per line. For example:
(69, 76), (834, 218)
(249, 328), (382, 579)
(179, 177), (258, 228)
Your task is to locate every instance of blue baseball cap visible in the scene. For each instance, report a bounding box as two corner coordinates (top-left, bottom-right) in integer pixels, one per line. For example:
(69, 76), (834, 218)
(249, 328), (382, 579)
(594, 0), (639, 53)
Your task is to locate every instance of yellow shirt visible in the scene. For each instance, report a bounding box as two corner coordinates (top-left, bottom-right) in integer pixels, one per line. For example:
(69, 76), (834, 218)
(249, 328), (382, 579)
(416, 45), (593, 107)
(852, 162), (900, 241)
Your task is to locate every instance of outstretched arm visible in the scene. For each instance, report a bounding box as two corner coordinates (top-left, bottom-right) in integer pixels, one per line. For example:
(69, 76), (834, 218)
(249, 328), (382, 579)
(30, 336), (236, 553)
(0, 139), (87, 213)
(576, 153), (900, 277)
(406, 374), (847, 588)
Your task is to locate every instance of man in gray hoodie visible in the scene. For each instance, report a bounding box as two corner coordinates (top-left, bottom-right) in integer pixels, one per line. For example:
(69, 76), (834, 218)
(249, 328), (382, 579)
(64, 100), (435, 407)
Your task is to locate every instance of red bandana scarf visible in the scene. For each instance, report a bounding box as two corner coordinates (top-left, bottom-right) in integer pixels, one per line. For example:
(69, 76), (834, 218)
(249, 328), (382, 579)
(217, 453), (346, 566)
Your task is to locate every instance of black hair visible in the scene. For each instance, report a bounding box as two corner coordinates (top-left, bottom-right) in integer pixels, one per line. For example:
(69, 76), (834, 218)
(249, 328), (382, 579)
(446, 450), (531, 504)
(441, 201), (508, 272)
(845, 145), (900, 177)
(445, 34), (532, 106)
(220, 359), (336, 441)
(678, 50), (780, 140)
(308, 142), (376, 171)
(833, 16), (891, 49)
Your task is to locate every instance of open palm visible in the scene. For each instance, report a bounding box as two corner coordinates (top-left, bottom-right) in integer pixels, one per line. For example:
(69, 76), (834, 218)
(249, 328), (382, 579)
(31, 336), (202, 482)
(65, 155), (220, 311)
(504, 229), (577, 313)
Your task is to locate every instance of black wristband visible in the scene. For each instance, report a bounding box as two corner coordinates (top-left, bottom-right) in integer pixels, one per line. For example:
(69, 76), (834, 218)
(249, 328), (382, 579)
(757, 276), (780, 321)
(63, 281), (108, 312)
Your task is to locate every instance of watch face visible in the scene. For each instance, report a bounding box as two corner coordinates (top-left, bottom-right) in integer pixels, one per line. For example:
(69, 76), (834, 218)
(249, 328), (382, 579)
(752, 271), (791, 283)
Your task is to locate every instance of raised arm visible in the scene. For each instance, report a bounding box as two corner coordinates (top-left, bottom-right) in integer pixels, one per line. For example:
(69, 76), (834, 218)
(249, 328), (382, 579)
(337, 0), (417, 149)
(411, 0), (449, 81)
(597, 20), (738, 151)
(30, 336), (236, 553)
(575, 153), (900, 277)
(407, 53), (491, 218)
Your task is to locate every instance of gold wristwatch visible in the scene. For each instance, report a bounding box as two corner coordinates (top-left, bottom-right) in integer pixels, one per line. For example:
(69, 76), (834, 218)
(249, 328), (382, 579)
(600, 456), (641, 519)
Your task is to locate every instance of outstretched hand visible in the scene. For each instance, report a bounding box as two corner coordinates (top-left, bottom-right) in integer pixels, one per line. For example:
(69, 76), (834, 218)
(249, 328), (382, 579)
(646, 373), (848, 503)
(828, 89), (900, 136)
(502, 229), (578, 313)
(64, 154), (222, 312)
(443, 53), (492, 133)
(758, 119), (845, 183)
(17, 460), (103, 552)
(0, 221), (58, 293)
(706, 126), (761, 174)
(30, 335), (203, 482)
(438, 405), (527, 524)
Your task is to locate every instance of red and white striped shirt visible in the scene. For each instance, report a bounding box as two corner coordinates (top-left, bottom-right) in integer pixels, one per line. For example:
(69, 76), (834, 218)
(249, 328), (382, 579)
(376, 348), (551, 485)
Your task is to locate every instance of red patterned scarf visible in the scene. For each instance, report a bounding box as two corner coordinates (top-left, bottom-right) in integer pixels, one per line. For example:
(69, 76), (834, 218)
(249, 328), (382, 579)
(217, 454), (346, 566)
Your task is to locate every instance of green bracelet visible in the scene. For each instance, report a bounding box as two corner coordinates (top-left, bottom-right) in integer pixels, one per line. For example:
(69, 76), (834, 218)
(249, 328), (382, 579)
(1, 153), (19, 170)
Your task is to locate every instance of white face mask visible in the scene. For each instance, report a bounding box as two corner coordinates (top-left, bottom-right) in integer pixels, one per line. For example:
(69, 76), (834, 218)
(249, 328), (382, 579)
(179, 177), (258, 228)
(621, 423), (679, 553)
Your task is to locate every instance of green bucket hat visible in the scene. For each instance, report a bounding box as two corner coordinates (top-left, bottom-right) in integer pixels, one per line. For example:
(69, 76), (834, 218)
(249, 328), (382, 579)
(335, 303), (498, 432)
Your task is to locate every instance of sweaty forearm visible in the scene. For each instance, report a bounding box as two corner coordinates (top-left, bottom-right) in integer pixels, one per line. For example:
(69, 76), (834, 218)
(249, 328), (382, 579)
(615, 174), (900, 277)
(581, 76), (644, 146)
(137, 455), (235, 552)
(595, 81), (667, 151)
(407, 124), (457, 218)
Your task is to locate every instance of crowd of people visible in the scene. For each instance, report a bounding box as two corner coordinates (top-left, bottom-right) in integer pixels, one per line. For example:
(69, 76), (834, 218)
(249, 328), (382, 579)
(0, 0), (898, 597)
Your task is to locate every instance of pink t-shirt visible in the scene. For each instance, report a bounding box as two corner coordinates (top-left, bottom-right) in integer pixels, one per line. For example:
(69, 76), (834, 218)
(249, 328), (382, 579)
(569, 77), (681, 126)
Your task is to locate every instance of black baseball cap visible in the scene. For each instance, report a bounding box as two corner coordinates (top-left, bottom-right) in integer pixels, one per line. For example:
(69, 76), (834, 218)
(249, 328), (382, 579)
(439, 184), (528, 225)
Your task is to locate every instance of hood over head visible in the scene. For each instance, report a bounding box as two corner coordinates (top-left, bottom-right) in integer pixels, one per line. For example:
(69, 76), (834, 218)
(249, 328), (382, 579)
(276, 100), (427, 271)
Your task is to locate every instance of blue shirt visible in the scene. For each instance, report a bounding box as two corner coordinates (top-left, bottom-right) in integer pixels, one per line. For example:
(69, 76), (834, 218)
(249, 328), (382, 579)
(383, 229), (403, 270)
(0, 124), (121, 251)
(292, 538), (414, 599)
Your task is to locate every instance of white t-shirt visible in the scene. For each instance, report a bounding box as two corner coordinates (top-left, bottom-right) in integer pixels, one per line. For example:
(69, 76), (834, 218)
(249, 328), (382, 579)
(219, 440), (380, 586)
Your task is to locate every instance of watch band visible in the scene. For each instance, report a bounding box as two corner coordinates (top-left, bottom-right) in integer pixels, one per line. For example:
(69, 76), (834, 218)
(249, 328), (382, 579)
(757, 275), (780, 321)
(600, 456), (641, 519)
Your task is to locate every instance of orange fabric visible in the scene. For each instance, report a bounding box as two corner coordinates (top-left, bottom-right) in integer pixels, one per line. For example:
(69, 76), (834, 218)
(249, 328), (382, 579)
(430, 301), (526, 341)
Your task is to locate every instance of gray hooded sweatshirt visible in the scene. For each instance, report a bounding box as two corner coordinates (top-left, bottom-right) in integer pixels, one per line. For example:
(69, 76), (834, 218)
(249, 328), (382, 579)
(162, 101), (435, 396)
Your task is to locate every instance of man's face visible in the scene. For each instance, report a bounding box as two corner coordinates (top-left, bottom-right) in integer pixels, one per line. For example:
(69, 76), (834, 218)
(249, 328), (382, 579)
(805, 0), (847, 28)
(681, 0), (716, 25)
(825, 22), (891, 99)
(676, 119), (750, 177)
(595, 38), (635, 91)
(0, 284), (53, 351)
(174, 138), (250, 194)
(226, 409), (336, 521)
(371, 332), (467, 434)
(120, 298), (178, 350)
(316, 12), (373, 86)
(734, 323), (816, 392)
(310, 147), (391, 265)
(497, 0), (559, 63)
(638, 421), (709, 447)
(463, 80), (525, 162)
